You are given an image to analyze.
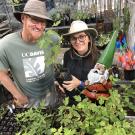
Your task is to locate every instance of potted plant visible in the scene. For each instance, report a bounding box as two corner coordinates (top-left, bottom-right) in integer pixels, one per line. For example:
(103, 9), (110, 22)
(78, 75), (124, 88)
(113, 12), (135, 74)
(96, 33), (111, 50)
(49, 8), (62, 26)
(89, 3), (97, 23)
(59, 4), (71, 26)
(49, 4), (71, 27)
(70, 9), (90, 24)
(11, 0), (27, 11)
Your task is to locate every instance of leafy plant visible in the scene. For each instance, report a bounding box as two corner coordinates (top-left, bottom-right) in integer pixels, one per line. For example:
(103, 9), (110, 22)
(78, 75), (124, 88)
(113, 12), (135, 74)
(38, 29), (62, 66)
(113, 5), (130, 33)
(58, 4), (71, 15)
(49, 8), (62, 24)
(90, 3), (97, 17)
(96, 33), (111, 47)
(16, 101), (55, 135)
(71, 10), (90, 21)
(110, 76), (135, 110)
(11, 0), (22, 4)
(118, 84), (135, 112)
(49, 4), (71, 26)
(122, 6), (130, 33)
(113, 16), (121, 31)
(0, 105), (5, 119)
(95, 120), (135, 135)
(52, 90), (135, 135)
(16, 85), (135, 135)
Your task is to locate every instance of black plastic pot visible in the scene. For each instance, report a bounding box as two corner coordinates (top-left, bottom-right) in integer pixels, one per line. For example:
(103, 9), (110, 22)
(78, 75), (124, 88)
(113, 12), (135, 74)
(96, 44), (107, 50)
(0, 86), (13, 105)
(124, 70), (135, 80)
(56, 69), (72, 87)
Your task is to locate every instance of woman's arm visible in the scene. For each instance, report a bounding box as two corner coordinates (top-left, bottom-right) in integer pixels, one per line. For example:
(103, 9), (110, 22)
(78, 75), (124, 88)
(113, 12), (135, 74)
(62, 75), (81, 91)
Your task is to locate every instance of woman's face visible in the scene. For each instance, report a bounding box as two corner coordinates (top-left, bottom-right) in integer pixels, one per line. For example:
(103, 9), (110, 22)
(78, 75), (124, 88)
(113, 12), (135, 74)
(70, 32), (90, 55)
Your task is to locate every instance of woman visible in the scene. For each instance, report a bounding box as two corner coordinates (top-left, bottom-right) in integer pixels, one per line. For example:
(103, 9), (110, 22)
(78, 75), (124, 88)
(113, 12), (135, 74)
(62, 20), (100, 103)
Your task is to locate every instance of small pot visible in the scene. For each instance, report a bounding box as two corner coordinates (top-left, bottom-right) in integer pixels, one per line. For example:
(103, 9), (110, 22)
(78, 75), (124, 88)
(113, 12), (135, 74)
(124, 70), (135, 80)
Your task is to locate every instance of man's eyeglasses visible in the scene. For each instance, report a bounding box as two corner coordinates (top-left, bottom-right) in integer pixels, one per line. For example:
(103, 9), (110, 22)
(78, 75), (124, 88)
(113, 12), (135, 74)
(70, 34), (87, 44)
(27, 15), (46, 26)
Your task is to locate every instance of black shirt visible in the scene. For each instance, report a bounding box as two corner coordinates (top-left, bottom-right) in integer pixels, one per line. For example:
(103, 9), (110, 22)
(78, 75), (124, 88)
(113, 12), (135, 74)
(64, 49), (98, 81)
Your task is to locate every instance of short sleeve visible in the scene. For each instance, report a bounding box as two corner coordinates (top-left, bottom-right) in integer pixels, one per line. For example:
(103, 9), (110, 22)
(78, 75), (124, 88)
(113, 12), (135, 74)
(0, 40), (10, 70)
(63, 51), (68, 68)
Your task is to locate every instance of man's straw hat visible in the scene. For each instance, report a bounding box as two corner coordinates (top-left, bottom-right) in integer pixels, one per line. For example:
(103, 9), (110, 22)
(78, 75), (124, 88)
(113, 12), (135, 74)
(14, 0), (52, 23)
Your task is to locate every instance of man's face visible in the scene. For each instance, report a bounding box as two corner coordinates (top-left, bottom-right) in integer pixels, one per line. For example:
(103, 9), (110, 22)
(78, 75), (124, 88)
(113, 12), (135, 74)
(22, 14), (46, 42)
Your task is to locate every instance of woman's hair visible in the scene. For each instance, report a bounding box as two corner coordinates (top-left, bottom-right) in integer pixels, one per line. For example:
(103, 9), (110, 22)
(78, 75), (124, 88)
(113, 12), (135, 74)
(85, 31), (100, 64)
(67, 31), (100, 64)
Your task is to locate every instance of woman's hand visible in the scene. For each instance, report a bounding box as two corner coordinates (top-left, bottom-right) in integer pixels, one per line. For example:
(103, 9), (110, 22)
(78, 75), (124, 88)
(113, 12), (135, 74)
(62, 75), (80, 91)
(54, 81), (65, 93)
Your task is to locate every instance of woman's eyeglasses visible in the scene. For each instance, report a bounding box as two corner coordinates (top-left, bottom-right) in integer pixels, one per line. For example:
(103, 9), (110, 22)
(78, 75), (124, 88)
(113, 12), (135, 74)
(70, 34), (87, 44)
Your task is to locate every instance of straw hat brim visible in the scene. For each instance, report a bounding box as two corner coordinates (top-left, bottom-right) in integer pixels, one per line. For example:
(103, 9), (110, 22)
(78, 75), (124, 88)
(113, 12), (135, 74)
(14, 11), (53, 24)
(63, 28), (98, 39)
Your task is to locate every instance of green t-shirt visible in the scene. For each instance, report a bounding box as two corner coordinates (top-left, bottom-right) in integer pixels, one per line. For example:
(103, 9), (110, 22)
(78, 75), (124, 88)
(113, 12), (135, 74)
(0, 31), (55, 98)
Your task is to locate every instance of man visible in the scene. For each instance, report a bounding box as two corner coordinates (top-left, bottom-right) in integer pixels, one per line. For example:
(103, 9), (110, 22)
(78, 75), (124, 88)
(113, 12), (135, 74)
(0, 0), (59, 108)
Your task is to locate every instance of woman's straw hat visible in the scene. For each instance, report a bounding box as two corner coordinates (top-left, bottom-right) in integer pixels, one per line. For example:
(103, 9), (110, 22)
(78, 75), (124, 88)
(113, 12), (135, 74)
(63, 20), (98, 38)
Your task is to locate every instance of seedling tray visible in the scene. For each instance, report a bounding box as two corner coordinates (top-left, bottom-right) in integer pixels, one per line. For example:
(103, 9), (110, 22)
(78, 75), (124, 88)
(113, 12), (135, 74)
(0, 108), (27, 135)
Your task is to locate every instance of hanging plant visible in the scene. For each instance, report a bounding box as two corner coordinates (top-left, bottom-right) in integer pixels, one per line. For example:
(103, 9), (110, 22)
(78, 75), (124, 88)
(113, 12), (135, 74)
(122, 6), (130, 33)
(113, 16), (121, 31)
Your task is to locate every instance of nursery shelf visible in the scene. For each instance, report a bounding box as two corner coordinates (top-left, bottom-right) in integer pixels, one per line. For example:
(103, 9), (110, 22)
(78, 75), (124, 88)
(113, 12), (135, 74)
(115, 80), (135, 85)
(46, 23), (96, 30)
(125, 116), (135, 121)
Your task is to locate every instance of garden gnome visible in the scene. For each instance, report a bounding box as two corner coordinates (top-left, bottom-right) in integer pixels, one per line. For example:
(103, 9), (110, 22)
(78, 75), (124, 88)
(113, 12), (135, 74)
(82, 30), (118, 100)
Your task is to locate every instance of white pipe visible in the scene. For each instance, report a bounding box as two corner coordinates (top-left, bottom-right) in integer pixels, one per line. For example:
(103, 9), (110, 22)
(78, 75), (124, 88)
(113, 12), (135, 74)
(127, 0), (135, 50)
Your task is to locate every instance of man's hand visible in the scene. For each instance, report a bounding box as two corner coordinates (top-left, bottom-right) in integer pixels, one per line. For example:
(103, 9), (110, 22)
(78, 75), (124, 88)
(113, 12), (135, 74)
(0, 70), (29, 107)
(14, 93), (29, 107)
(62, 75), (80, 91)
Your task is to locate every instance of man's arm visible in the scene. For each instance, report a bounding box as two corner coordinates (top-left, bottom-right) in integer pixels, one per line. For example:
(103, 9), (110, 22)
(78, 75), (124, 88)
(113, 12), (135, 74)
(0, 70), (28, 107)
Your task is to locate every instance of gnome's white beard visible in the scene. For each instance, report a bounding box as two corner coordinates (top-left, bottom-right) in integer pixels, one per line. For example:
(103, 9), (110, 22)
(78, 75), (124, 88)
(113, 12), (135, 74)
(87, 69), (109, 85)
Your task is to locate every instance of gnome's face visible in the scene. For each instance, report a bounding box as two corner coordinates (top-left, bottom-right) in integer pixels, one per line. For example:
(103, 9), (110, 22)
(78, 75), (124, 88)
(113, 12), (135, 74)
(94, 63), (106, 74)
